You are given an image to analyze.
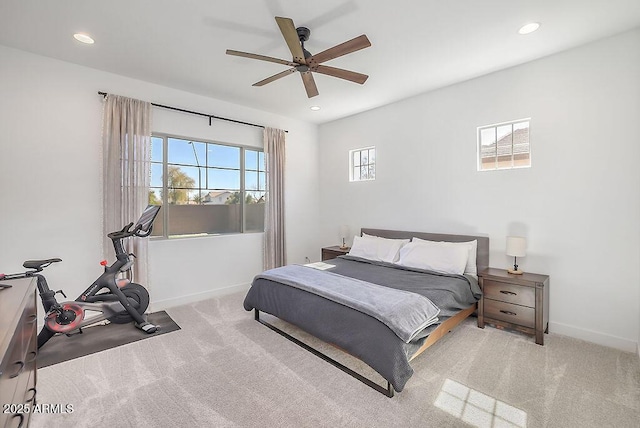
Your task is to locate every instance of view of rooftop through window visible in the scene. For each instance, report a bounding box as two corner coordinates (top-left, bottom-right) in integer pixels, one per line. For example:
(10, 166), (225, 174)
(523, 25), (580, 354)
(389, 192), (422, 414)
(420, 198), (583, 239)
(478, 120), (531, 171)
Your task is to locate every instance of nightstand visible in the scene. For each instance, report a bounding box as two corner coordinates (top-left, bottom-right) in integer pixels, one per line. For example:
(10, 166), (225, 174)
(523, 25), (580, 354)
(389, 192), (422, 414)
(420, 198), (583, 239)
(321, 245), (350, 261)
(477, 268), (550, 345)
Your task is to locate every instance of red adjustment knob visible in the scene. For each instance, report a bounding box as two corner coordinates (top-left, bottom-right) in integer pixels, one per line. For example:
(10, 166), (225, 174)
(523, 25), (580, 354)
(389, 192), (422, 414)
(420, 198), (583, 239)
(100, 260), (108, 266)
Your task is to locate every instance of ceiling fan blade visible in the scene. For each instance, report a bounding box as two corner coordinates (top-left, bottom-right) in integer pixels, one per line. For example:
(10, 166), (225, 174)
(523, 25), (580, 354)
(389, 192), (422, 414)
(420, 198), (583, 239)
(275, 16), (306, 64)
(307, 34), (371, 65)
(313, 65), (368, 84)
(253, 68), (297, 86)
(226, 49), (297, 67)
(301, 71), (319, 98)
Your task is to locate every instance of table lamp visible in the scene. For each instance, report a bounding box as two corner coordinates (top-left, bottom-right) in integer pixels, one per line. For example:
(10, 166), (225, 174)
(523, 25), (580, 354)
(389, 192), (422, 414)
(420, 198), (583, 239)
(506, 236), (526, 275)
(339, 225), (350, 250)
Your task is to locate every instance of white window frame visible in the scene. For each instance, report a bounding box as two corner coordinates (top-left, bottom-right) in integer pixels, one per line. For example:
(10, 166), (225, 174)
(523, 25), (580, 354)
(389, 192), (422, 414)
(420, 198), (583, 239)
(349, 146), (376, 182)
(477, 118), (531, 171)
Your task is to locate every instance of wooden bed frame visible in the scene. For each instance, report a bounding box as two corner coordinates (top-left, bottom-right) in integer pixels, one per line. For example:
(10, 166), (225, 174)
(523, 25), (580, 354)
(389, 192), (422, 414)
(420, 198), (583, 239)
(361, 229), (489, 364)
(255, 228), (489, 397)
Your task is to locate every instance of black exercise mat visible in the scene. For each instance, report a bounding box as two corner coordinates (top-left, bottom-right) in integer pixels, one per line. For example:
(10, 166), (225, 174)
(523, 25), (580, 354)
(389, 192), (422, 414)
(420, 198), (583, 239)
(37, 311), (181, 368)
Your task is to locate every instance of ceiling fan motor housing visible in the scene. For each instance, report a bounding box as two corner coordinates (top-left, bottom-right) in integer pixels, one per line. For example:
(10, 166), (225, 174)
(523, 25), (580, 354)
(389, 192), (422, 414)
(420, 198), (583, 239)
(296, 27), (310, 42)
(297, 27), (313, 62)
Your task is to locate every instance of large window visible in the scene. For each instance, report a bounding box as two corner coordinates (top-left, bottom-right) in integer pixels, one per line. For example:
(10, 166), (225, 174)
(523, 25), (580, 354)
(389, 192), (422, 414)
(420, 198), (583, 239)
(150, 135), (265, 237)
(478, 119), (530, 171)
(349, 146), (376, 181)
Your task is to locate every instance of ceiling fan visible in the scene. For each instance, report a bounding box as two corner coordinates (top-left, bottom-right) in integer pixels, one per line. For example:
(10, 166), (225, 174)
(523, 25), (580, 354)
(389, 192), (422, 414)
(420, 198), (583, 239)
(226, 16), (371, 98)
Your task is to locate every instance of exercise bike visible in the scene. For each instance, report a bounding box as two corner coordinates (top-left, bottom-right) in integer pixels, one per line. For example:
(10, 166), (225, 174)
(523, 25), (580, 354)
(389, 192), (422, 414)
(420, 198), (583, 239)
(0, 205), (161, 349)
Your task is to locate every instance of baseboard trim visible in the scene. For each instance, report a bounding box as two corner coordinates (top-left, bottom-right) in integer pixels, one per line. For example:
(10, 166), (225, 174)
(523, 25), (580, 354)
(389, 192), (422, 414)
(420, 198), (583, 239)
(149, 282), (251, 311)
(549, 321), (637, 353)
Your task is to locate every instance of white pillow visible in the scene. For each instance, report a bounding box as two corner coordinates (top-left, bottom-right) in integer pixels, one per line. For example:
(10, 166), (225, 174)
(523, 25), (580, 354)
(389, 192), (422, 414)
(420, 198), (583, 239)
(348, 234), (409, 263)
(397, 240), (469, 275)
(412, 237), (478, 276)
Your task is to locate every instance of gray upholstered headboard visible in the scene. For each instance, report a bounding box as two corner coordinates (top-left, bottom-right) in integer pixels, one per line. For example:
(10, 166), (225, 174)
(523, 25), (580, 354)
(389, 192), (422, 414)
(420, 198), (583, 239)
(361, 228), (489, 274)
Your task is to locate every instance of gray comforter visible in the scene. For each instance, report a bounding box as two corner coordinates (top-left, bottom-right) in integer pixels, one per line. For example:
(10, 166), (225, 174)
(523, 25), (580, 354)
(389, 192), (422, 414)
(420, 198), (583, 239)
(243, 255), (480, 392)
(254, 265), (440, 343)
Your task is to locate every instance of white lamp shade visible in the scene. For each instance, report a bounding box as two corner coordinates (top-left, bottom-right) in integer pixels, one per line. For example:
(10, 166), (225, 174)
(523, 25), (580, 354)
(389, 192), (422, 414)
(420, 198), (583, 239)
(506, 236), (526, 257)
(339, 225), (350, 239)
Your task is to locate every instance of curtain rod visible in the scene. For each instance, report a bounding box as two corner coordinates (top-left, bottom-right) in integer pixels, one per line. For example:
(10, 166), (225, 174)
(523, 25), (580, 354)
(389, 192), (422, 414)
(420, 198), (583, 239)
(97, 92), (287, 133)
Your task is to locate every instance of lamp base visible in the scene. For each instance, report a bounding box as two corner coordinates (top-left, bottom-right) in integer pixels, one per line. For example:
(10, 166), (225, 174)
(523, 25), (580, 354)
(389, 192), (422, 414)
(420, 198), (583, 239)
(339, 245), (349, 250)
(507, 268), (524, 275)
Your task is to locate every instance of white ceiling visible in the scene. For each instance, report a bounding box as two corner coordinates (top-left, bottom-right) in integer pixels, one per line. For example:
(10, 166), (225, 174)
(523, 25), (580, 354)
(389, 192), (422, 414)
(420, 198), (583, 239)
(1, 0), (640, 124)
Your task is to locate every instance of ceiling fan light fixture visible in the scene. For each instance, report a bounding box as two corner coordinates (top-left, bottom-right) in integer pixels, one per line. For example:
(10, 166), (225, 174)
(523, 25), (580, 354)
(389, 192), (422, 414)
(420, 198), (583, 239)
(310, 106), (321, 111)
(73, 33), (95, 44)
(518, 22), (540, 35)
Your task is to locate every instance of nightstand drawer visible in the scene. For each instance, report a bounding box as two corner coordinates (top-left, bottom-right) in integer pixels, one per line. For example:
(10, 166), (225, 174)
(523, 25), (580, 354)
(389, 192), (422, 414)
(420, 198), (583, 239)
(484, 299), (535, 329)
(483, 280), (535, 307)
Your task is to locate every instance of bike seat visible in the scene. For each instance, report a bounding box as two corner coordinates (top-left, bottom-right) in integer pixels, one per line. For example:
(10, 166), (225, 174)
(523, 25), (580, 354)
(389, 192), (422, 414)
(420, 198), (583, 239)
(23, 258), (62, 270)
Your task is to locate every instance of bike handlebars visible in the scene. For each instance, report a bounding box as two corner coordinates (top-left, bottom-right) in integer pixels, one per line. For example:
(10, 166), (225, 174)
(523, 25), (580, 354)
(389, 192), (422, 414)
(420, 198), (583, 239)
(106, 205), (161, 240)
(107, 222), (153, 240)
(107, 222), (133, 240)
(107, 222), (134, 239)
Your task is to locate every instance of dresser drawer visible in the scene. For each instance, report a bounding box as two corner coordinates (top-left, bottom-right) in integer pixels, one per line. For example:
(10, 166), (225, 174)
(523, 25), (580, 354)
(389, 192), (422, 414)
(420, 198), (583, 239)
(484, 299), (535, 329)
(17, 288), (38, 350)
(483, 279), (535, 307)
(11, 335), (37, 405)
(0, 325), (24, 406)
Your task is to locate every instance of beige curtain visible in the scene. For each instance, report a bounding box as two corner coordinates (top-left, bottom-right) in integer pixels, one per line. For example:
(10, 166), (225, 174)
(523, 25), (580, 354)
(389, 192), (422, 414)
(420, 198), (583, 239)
(102, 94), (152, 285)
(263, 127), (286, 270)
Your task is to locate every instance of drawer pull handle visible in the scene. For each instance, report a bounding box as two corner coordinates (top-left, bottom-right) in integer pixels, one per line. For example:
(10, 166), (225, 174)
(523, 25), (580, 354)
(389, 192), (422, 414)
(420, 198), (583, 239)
(500, 290), (517, 296)
(10, 361), (25, 378)
(26, 387), (37, 403)
(500, 310), (517, 316)
(25, 351), (37, 364)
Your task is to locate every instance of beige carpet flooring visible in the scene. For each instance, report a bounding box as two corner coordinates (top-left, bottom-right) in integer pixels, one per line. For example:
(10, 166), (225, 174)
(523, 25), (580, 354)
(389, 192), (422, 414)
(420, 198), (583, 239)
(31, 291), (640, 428)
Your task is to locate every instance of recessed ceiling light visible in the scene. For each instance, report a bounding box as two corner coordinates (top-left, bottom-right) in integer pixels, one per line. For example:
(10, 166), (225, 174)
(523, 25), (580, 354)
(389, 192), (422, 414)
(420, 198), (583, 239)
(310, 106), (321, 111)
(73, 33), (95, 44)
(518, 23), (540, 35)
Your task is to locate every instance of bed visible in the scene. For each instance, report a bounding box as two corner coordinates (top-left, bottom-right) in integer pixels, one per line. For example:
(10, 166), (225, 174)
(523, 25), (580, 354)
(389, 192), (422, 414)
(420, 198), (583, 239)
(243, 228), (489, 397)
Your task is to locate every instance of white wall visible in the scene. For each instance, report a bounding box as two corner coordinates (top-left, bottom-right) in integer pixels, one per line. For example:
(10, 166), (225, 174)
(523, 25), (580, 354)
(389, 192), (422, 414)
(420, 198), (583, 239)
(319, 29), (640, 352)
(0, 45), (320, 311)
(2, 30), (638, 352)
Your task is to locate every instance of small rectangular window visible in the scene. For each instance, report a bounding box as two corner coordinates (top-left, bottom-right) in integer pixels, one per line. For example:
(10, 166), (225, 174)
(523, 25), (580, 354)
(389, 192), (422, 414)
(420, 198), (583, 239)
(350, 147), (375, 181)
(478, 119), (530, 171)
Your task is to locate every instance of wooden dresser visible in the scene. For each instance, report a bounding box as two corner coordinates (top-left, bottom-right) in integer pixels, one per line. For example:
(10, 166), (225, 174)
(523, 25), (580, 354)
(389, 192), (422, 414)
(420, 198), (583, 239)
(0, 277), (38, 428)
(477, 268), (549, 345)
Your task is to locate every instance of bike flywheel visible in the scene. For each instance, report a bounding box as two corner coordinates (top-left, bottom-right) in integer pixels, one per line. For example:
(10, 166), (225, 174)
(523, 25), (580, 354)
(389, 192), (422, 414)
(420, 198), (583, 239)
(108, 283), (150, 324)
(45, 303), (84, 333)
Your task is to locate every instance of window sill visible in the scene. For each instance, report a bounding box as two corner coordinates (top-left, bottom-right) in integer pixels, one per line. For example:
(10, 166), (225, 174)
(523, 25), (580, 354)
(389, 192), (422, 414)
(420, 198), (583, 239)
(150, 230), (265, 242)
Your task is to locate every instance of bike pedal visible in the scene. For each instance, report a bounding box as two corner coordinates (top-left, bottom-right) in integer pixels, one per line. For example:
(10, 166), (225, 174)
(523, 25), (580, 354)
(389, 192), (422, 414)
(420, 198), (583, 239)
(65, 327), (83, 337)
